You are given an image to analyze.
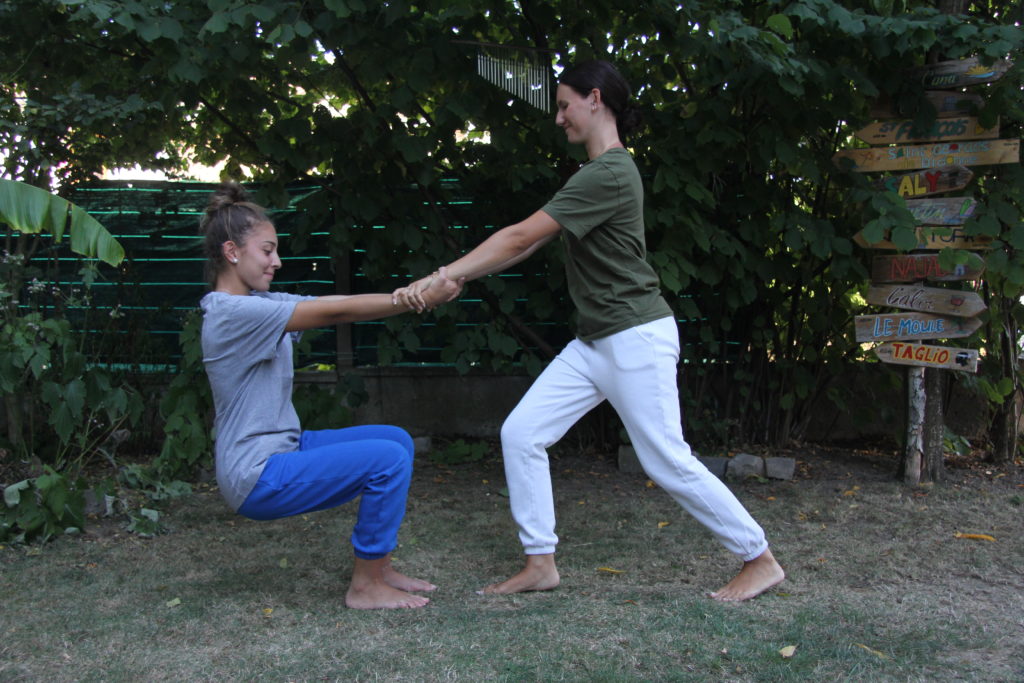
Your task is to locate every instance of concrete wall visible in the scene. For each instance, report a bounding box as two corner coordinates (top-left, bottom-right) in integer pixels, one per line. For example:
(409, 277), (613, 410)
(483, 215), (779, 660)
(293, 363), (998, 447)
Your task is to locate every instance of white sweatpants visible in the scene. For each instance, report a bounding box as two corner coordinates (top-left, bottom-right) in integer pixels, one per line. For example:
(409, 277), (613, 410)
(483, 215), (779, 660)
(500, 316), (768, 561)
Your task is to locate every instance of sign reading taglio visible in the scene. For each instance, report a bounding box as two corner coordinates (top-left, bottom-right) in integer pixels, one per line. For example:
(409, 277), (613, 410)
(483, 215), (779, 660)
(873, 342), (980, 372)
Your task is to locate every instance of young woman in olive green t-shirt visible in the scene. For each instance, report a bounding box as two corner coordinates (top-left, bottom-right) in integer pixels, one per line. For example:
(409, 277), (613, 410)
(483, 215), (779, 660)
(395, 61), (784, 602)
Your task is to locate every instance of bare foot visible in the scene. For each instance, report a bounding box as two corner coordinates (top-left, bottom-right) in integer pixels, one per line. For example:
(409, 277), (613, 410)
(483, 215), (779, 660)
(345, 580), (430, 610)
(346, 555), (430, 609)
(383, 564), (437, 592)
(711, 548), (785, 602)
(481, 553), (560, 594)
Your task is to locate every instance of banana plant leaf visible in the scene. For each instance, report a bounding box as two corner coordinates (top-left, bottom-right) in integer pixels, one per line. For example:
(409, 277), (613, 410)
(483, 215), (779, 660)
(0, 178), (124, 266)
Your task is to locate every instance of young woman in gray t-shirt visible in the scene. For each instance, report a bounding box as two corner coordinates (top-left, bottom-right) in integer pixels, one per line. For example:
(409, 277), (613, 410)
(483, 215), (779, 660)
(199, 183), (460, 609)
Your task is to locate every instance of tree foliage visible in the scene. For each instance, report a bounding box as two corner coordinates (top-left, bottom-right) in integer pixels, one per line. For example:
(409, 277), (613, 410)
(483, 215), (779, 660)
(2, 0), (1022, 450)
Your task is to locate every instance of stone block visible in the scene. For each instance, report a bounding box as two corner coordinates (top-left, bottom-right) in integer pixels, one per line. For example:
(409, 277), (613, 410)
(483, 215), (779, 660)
(764, 457), (796, 480)
(698, 456), (728, 479)
(727, 452), (765, 479)
(617, 444), (644, 473)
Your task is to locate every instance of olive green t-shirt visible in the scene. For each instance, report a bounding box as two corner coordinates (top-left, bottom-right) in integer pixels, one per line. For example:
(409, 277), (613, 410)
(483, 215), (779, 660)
(541, 148), (672, 341)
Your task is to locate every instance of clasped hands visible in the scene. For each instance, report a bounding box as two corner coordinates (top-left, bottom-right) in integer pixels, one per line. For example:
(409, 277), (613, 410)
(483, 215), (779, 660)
(392, 266), (464, 313)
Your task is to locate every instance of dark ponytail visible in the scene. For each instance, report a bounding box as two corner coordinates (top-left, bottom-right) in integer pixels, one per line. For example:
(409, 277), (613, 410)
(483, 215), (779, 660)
(199, 182), (270, 288)
(559, 60), (643, 141)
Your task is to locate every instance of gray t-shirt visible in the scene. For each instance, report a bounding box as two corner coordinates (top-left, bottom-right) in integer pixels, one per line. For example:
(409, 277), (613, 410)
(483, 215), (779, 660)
(200, 291), (311, 510)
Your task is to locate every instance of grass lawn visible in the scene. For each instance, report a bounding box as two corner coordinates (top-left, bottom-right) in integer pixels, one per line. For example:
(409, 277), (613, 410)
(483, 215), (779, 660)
(2, 445), (1022, 682)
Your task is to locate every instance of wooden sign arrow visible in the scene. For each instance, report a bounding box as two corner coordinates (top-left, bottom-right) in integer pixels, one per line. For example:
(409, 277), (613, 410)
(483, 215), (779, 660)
(834, 139), (1019, 173)
(907, 57), (1013, 89)
(905, 197), (977, 225)
(854, 227), (994, 251)
(855, 117), (998, 145)
(855, 312), (982, 343)
(874, 342), (979, 372)
(870, 91), (984, 119)
(872, 165), (974, 198)
(866, 284), (987, 317)
(872, 253), (985, 283)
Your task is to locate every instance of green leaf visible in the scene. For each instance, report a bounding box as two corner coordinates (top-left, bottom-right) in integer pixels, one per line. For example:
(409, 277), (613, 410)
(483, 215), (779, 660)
(766, 14), (794, 40)
(0, 180), (124, 265)
(324, 0), (351, 18)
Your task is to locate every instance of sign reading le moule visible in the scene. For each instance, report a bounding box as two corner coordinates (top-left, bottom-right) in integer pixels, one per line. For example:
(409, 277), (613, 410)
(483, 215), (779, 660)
(855, 312), (982, 343)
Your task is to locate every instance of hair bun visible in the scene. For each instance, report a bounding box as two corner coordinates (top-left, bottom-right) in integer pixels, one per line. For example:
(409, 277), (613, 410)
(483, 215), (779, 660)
(205, 181), (250, 215)
(618, 105), (644, 137)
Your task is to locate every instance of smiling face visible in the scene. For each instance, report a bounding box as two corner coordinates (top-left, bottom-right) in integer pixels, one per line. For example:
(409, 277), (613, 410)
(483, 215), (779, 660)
(555, 83), (596, 145)
(222, 221), (281, 293)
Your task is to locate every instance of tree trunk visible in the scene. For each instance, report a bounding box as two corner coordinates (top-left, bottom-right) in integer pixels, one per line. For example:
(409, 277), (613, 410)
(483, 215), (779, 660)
(922, 367), (946, 482)
(989, 317), (1019, 464)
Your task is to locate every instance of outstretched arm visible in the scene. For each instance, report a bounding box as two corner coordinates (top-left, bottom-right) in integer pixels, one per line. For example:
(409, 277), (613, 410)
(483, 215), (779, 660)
(286, 267), (462, 332)
(394, 210), (561, 309)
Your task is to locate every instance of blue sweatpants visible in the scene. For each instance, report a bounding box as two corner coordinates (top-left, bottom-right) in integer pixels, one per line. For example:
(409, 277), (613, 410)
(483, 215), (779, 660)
(237, 425), (414, 560)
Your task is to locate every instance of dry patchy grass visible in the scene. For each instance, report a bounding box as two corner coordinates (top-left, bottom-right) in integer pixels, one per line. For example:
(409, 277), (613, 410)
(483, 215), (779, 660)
(1, 445), (1022, 682)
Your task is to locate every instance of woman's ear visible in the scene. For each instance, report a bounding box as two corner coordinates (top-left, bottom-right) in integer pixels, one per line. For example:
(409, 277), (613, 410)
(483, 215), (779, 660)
(222, 241), (239, 264)
(590, 88), (602, 109)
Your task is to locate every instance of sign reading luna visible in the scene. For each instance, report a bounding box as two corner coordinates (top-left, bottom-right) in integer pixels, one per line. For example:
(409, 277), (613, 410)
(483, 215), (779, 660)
(855, 312), (982, 343)
(834, 139), (1019, 172)
(907, 57), (1013, 89)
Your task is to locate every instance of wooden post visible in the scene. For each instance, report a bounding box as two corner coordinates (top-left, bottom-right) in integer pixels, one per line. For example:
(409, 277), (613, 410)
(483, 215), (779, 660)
(911, 0), (961, 484)
(905, 366), (926, 483)
(332, 251), (354, 370)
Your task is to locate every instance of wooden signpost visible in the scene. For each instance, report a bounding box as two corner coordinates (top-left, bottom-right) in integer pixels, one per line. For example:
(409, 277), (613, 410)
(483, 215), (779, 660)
(866, 284), (987, 317)
(855, 312), (982, 343)
(872, 165), (974, 198)
(834, 138), (1020, 173)
(871, 252), (985, 283)
(870, 91), (983, 119)
(855, 117), (998, 145)
(874, 342), (980, 372)
(907, 57), (1013, 89)
(854, 227), (993, 251)
(844, 49), (1013, 484)
(904, 196), (977, 225)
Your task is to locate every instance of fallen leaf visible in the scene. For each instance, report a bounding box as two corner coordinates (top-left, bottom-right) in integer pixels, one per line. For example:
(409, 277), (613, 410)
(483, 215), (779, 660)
(779, 645), (797, 658)
(853, 642), (890, 659)
(279, 557), (289, 568)
(166, 597), (181, 607)
(765, 496), (776, 501)
(263, 608), (274, 617)
(657, 521), (670, 528)
(645, 480), (656, 488)
(597, 566), (625, 574)
(954, 532), (996, 542)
